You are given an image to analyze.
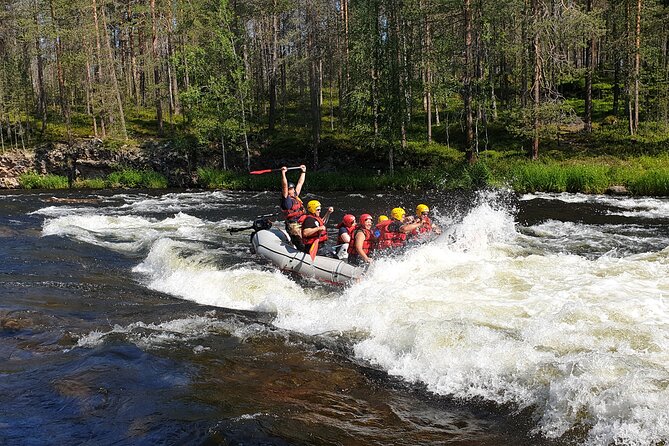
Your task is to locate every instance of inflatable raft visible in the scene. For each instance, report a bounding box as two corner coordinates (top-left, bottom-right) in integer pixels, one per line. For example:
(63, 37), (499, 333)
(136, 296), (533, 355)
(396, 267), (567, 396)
(250, 225), (365, 285)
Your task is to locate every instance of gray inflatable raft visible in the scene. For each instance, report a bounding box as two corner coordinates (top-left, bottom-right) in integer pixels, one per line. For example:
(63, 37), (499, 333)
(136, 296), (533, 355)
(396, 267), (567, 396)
(251, 227), (364, 285)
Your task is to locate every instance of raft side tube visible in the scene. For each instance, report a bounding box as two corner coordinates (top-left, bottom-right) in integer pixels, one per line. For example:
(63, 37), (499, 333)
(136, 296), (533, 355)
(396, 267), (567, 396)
(251, 227), (364, 285)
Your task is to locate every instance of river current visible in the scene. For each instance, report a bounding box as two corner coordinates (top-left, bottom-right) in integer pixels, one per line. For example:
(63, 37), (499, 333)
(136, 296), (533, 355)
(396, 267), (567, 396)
(1, 188), (668, 446)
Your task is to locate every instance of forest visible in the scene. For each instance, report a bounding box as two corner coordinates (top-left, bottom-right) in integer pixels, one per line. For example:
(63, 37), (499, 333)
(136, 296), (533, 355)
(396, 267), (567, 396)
(1, 0), (669, 187)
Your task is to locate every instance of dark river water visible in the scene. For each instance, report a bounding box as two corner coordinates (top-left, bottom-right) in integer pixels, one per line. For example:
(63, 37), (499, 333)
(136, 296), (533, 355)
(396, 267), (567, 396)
(1, 188), (668, 446)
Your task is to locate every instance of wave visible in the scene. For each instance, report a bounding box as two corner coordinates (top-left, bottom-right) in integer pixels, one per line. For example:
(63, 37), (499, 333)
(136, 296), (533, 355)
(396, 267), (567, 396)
(41, 189), (669, 445)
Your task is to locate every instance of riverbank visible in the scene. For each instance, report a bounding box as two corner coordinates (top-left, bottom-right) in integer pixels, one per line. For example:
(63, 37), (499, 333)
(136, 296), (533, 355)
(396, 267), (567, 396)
(2, 132), (669, 196)
(4, 152), (669, 197)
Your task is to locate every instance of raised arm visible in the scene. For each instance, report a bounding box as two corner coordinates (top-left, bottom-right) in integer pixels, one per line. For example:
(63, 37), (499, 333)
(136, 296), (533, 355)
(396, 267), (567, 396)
(281, 166), (289, 198)
(322, 206), (334, 224)
(295, 165), (307, 196)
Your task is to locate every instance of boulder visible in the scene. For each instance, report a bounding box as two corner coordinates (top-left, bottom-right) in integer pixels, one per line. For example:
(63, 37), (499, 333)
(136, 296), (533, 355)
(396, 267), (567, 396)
(605, 185), (629, 196)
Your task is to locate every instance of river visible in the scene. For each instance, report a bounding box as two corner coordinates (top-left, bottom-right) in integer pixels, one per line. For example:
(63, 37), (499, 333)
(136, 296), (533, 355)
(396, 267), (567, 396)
(1, 188), (668, 446)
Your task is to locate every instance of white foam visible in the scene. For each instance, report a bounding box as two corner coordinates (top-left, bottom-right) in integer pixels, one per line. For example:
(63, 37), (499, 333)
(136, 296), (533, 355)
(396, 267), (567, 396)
(73, 312), (275, 350)
(133, 237), (308, 311)
(262, 203), (669, 445)
(46, 190), (669, 445)
(42, 212), (213, 253)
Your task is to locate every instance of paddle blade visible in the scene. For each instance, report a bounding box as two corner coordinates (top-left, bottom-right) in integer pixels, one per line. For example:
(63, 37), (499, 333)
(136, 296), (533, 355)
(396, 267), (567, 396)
(309, 239), (319, 261)
(249, 169), (273, 175)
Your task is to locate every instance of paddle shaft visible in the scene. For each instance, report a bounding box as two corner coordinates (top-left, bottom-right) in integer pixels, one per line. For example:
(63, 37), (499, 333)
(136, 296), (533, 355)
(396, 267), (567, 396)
(249, 166), (302, 175)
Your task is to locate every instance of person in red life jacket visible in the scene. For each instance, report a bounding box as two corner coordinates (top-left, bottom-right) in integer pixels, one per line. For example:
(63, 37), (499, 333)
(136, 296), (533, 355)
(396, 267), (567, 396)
(335, 214), (356, 259)
(348, 213), (375, 265)
(372, 215), (388, 245)
(413, 204), (442, 235)
(299, 199), (334, 255)
(280, 165), (307, 249)
(376, 207), (422, 251)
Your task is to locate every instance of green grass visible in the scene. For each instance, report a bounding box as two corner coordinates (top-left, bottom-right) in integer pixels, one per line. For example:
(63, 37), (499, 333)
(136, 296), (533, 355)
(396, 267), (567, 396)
(75, 178), (106, 189)
(197, 167), (248, 189)
(18, 169), (168, 189)
(485, 155), (669, 196)
(19, 172), (69, 189)
(106, 169), (168, 188)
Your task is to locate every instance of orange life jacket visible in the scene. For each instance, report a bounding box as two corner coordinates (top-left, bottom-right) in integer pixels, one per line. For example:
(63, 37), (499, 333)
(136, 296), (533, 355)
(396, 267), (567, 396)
(347, 227), (373, 256)
(282, 195), (304, 221)
(376, 219), (406, 249)
(299, 214), (328, 246)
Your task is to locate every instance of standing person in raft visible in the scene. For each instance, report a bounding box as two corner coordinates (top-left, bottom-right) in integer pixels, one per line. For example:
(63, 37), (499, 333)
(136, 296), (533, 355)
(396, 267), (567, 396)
(280, 165), (307, 250)
(300, 200), (334, 255)
(348, 213), (376, 265)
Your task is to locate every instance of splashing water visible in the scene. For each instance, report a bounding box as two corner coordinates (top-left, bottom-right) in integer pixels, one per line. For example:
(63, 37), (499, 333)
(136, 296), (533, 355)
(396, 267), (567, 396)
(40, 190), (669, 445)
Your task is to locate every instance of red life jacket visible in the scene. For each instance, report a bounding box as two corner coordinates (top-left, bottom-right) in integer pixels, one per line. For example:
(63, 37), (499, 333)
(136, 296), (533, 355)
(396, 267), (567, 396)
(298, 214), (328, 246)
(282, 196), (304, 221)
(376, 219), (406, 249)
(347, 227), (373, 256)
(414, 215), (433, 234)
(337, 225), (355, 244)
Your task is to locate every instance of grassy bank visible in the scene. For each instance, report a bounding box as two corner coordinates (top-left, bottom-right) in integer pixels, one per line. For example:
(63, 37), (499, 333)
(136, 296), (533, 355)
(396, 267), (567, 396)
(486, 154), (669, 195)
(19, 155), (669, 196)
(19, 169), (168, 190)
(196, 154), (669, 196)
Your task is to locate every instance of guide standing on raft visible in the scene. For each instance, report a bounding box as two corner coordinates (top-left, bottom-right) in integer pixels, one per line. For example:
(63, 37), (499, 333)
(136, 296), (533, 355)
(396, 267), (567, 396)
(280, 165), (307, 250)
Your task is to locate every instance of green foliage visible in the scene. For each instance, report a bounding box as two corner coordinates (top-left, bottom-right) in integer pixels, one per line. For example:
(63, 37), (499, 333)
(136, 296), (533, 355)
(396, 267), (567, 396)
(19, 172), (69, 189)
(106, 169), (167, 189)
(75, 178), (106, 189)
(563, 165), (610, 193)
(482, 154), (669, 196)
(196, 167), (247, 189)
(627, 170), (669, 196)
(403, 141), (464, 167)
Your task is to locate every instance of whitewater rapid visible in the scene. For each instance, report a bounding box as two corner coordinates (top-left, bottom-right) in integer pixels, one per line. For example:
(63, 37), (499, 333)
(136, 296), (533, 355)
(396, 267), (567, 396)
(38, 190), (669, 446)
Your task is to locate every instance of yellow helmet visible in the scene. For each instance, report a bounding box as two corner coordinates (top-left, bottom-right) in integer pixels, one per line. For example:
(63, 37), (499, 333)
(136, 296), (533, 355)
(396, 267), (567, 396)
(377, 215), (389, 223)
(390, 207), (406, 221)
(416, 204), (429, 215)
(306, 200), (322, 214)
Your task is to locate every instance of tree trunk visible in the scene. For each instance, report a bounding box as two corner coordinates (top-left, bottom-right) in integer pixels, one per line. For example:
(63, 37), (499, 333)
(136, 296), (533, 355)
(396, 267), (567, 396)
(423, 1), (432, 143)
(307, 4), (321, 168)
(632, 0), (642, 134)
(150, 0), (163, 135)
(100, 2), (128, 139)
(49, 0), (70, 139)
(167, 3), (180, 115)
(613, 13), (620, 116)
(531, 0), (541, 160)
(584, 0), (593, 132)
(268, 6), (278, 131)
(33, 1), (47, 133)
(463, 0), (476, 163)
(128, 0), (140, 106)
(91, 0), (105, 135)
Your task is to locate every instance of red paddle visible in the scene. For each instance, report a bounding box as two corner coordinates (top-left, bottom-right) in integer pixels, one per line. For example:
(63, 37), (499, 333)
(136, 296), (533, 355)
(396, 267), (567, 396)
(309, 238), (319, 261)
(249, 166), (302, 175)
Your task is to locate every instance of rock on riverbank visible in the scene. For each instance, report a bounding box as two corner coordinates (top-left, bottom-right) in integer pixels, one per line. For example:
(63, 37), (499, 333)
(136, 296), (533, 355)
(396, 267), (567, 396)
(0, 139), (203, 189)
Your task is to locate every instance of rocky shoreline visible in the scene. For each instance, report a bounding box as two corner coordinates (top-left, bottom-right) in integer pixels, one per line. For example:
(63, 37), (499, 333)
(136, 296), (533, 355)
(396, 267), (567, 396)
(0, 139), (205, 189)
